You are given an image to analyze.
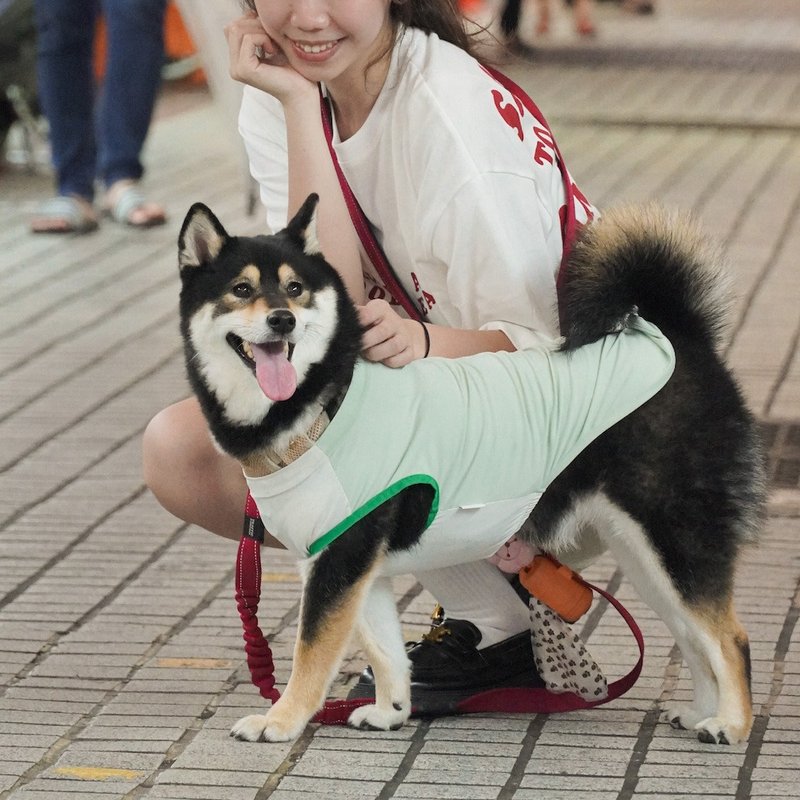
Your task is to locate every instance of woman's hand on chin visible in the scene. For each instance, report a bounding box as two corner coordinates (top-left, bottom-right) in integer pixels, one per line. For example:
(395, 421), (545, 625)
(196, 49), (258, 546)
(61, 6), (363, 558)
(225, 13), (317, 104)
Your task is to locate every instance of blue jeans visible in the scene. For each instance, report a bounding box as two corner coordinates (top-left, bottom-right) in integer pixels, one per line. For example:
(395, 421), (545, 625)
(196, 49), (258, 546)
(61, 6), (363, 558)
(34, 0), (167, 202)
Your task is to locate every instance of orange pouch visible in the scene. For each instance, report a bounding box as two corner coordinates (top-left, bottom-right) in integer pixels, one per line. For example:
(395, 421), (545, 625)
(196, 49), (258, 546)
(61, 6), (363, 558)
(519, 555), (593, 623)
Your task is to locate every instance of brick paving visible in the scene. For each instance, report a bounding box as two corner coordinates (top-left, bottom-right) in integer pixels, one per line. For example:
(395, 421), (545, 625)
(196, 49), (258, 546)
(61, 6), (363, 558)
(1, 1), (799, 798)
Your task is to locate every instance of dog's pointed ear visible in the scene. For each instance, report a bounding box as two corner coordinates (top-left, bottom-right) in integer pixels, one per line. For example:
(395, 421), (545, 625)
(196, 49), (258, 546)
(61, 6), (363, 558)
(178, 203), (230, 271)
(284, 193), (321, 256)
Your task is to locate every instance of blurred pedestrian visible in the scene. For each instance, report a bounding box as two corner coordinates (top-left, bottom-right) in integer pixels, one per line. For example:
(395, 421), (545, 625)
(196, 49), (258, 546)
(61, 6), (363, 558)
(501, 0), (596, 42)
(30, 0), (168, 234)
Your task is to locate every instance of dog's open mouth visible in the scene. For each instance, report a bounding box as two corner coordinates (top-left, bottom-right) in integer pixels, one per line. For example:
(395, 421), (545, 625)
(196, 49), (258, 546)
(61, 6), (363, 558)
(226, 333), (297, 402)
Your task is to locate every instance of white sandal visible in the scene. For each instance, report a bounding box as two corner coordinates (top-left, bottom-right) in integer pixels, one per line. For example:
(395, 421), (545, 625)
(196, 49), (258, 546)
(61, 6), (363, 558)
(104, 180), (167, 229)
(30, 195), (99, 235)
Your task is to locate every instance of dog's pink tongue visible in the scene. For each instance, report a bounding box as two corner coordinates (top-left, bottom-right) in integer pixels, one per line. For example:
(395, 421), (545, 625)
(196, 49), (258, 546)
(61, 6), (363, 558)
(252, 342), (297, 402)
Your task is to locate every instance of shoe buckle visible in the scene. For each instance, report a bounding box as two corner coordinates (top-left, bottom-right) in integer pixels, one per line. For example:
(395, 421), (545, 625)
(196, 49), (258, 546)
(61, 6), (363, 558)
(421, 625), (451, 644)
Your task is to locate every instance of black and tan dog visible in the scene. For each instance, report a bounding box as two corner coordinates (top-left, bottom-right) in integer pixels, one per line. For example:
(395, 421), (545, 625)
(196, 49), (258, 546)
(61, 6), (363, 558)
(177, 194), (764, 746)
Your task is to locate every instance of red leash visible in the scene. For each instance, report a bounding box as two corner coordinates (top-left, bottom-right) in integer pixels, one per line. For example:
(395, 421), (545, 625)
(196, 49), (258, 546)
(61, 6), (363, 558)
(234, 494), (279, 704)
(455, 587), (643, 715)
(235, 497), (643, 724)
(236, 495), (373, 724)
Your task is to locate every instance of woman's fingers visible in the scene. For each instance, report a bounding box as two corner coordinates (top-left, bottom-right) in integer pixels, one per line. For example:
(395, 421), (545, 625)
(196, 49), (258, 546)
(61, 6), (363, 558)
(358, 300), (419, 367)
(363, 335), (413, 366)
(225, 14), (313, 99)
(225, 15), (285, 83)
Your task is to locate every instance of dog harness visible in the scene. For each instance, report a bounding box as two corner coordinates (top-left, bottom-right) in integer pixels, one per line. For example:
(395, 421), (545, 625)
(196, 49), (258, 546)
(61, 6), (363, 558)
(245, 316), (675, 574)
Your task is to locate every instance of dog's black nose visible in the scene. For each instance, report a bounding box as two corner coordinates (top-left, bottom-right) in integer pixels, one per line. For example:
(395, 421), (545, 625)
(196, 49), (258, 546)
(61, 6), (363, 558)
(267, 309), (296, 334)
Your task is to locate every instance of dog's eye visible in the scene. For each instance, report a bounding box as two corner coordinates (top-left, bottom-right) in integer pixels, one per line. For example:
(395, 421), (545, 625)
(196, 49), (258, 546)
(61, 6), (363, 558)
(231, 283), (253, 299)
(286, 281), (303, 298)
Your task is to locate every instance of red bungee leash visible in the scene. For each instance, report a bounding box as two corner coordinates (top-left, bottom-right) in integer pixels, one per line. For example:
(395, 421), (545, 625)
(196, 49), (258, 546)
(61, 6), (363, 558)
(236, 494), (374, 724)
(234, 494), (279, 704)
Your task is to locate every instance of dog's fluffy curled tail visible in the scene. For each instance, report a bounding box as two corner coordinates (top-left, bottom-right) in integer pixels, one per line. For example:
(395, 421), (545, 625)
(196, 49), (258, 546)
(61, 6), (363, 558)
(560, 205), (732, 349)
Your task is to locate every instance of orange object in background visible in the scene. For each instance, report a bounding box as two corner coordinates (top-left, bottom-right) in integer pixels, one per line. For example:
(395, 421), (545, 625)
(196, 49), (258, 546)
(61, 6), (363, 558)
(93, 17), (106, 79)
(458, 0), (484, 13)
(93, 2), (204, 84)
(163, 2), (205, 83)
(519, 555), (593, 623)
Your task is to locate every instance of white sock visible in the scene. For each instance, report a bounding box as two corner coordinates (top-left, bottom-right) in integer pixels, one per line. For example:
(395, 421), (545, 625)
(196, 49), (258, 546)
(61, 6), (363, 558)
(414, 560), (530, 648)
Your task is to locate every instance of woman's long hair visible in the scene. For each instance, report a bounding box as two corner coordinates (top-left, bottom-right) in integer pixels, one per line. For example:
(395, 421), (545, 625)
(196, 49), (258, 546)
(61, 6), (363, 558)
(390, 0), (477, 55)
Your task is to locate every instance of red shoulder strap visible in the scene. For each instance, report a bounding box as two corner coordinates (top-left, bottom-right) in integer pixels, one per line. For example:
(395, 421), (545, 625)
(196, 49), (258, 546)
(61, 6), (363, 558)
(480, 65), (585, 301)
(319, 91), (423, 322)
(320, 68), (591, 316)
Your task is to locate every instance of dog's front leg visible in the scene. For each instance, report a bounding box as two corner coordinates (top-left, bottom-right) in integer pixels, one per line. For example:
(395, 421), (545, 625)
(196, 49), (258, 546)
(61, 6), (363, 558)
(231, 520), (387, 743)
(348, 576), (411, 731)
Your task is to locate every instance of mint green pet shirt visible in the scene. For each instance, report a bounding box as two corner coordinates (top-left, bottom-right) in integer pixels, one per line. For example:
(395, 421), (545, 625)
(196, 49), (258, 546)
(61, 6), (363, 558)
(246, 317), (675, 576)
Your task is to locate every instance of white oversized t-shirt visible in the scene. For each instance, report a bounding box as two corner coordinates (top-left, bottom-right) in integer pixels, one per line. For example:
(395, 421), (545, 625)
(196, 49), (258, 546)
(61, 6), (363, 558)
(238, 27), (597, 349)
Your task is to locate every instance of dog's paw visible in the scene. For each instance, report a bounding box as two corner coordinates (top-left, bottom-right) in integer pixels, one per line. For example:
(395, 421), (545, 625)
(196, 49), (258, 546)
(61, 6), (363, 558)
(348, 702), (410, 732)
(230, 714), (271, 742)
(693, 716), (748, 746)
(230, 711), (304, 743)
(664, 704), (705, 731)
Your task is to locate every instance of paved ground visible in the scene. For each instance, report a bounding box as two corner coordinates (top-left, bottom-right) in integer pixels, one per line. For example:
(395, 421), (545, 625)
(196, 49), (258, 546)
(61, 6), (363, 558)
(1, 1), (799, 798)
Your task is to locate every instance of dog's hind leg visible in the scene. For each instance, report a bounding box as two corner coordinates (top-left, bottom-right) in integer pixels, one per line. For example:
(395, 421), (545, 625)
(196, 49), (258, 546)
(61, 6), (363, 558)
(667, 600), (752, 745)
(562, 493), (752, 744)
(348, 576), (412, 731)
(664, 634), (718, 731)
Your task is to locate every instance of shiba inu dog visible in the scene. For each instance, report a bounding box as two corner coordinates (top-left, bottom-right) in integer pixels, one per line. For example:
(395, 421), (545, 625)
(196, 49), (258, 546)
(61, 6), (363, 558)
(177, 194), (764, 747)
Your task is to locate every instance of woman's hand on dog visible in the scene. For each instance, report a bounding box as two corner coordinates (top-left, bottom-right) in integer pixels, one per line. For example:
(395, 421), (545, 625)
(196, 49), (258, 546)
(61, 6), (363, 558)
(225, 13), (316, 105)
(359, 299), (429, 367)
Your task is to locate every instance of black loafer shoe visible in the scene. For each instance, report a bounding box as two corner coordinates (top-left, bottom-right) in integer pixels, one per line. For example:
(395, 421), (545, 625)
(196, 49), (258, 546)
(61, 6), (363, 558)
(347, 618), (545, 716)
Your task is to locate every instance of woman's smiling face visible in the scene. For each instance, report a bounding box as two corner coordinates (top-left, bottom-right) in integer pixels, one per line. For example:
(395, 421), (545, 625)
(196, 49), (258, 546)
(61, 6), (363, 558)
(252, 0), (394, 88)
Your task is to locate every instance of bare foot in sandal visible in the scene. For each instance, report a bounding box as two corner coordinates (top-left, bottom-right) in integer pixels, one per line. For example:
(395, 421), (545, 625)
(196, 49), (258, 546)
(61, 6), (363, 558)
(31, 195), (99, 234)
(104, 180), (167, 229)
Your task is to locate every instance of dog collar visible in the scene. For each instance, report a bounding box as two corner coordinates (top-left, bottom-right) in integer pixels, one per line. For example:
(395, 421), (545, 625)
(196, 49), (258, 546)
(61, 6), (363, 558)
(261, 407), (330, 473)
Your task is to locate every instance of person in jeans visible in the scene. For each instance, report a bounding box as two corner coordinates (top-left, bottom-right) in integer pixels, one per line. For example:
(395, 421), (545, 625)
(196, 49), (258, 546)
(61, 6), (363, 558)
(30, 0), (168, 234)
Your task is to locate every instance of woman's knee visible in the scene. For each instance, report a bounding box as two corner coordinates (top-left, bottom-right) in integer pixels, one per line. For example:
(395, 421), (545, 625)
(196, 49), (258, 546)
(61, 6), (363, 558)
(142, 400), (247, 540)
(143, 406), (176, 488)
(142, 400), (208, 493)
